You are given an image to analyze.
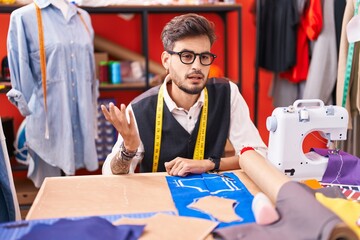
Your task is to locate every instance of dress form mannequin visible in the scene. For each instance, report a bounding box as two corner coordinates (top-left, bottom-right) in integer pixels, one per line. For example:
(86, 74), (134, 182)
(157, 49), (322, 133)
(7, 0), (98, 187)
(50, 0), (69, 18)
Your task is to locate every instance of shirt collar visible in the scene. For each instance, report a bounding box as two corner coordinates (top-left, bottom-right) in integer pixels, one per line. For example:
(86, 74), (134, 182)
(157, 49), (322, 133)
(162, 75), (205, 112)
(33, 0), (51, 9)
(34, 0), (78, 18)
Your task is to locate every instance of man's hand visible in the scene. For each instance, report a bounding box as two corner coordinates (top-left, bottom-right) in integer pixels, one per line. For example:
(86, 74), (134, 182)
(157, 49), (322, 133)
(164, 157), (215, 177)
(101, 102), (140, 151)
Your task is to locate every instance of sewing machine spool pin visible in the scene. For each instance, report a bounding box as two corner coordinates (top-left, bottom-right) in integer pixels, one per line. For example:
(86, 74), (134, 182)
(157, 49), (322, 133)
(266, 99), (349, 181)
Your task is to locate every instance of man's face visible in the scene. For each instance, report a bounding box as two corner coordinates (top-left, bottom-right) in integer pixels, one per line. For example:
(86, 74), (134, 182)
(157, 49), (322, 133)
(164, 35), (212, 95)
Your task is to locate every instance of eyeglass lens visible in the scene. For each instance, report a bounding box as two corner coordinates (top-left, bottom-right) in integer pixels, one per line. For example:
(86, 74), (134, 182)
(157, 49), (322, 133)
(180, 51), (215, 65)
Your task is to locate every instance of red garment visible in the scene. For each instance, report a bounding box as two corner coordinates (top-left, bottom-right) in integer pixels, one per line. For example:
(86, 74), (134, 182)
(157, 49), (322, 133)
(280, 0), (323, 83)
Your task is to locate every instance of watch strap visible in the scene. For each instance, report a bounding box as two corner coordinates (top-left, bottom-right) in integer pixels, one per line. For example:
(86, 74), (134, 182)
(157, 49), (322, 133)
(208, 156), (220, 172)
(120, 142), (137, 161)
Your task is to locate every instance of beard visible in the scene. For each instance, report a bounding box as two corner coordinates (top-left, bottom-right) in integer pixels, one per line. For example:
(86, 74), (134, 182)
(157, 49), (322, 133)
(172, 70), (207, 95)
(178, 85), (203, 95)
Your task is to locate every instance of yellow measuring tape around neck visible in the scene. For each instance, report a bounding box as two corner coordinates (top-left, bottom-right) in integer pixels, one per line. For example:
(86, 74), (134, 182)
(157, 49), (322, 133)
(152, 85), (208, 172)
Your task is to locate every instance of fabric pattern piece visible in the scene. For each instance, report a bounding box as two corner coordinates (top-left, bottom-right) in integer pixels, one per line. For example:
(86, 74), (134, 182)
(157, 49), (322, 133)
(188, 196), (242, 223)
(113, 213), (218, 240)
(166, 173), (255, 229)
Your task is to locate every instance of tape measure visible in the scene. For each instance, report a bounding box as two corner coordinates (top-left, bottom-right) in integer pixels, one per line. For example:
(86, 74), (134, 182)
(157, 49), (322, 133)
(152, 85), (208, 172)
(342, 0), (360, 107)
(193, 88), (208, 160)
(35, 3), (49, 139)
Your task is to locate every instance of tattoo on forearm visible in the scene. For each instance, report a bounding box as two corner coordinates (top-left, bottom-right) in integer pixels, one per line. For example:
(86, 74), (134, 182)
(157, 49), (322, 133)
(111, 152), (131, 174)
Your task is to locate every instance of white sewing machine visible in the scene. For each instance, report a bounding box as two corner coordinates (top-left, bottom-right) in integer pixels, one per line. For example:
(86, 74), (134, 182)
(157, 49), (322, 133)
(266, 99), (349, 181)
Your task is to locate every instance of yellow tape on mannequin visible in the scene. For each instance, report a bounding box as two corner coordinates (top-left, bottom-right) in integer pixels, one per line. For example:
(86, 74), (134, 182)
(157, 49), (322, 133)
(35, 3), (49, 139)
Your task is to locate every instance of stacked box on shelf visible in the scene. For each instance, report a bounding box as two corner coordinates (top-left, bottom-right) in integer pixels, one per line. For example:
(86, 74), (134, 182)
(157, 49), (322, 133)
(96, 98), (117, 161)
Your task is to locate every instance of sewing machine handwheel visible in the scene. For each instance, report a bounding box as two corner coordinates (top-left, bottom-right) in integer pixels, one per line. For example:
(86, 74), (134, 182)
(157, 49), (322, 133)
(266, 116), (277, 132)
(293, 99), (324, 109)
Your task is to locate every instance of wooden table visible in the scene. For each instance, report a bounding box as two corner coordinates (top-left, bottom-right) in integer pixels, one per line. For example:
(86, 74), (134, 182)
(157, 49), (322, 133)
(26, 170), (259, 220)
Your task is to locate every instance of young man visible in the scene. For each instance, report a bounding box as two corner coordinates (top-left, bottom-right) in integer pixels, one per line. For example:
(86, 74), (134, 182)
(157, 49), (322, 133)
(101, 13), (267, 176)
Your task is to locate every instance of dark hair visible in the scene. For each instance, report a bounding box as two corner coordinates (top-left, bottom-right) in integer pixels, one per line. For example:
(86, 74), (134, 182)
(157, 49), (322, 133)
(161, 13), (217, 51)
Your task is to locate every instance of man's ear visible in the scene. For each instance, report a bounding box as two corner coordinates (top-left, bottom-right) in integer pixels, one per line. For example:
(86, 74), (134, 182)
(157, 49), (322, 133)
(161, 51), (170, 70)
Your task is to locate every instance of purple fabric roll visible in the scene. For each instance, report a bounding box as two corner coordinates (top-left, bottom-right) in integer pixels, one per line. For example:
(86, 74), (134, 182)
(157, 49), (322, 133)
(311, 148), (360, 185)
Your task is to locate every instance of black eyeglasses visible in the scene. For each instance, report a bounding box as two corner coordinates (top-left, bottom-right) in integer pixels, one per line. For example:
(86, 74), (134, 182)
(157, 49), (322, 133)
(166, 50), (216, 66)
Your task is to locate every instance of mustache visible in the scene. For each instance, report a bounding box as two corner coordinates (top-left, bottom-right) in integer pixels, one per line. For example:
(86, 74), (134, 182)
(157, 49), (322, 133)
(185, 70), (205, 78)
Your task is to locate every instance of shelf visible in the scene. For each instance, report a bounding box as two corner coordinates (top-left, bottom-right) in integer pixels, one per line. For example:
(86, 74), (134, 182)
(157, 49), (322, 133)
(0, 3), (240, 13)
(99, 82), (146, 91)
(0, 3), (242, 92)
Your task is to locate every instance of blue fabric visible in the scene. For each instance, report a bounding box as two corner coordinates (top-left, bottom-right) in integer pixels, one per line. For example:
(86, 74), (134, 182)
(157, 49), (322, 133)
(0, 143), (15, 222)
(18, 217), (144, 240)
(166, 173), (255, 229)
(0, 212), (175, 239)
(6, 0), (98, 176)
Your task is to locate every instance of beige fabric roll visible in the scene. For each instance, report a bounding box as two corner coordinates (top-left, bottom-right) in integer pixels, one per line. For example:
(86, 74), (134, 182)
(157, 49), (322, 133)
(239, 150), (290, 203)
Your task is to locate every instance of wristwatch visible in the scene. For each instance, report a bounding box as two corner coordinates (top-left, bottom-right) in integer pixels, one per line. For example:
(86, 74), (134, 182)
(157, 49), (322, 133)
(120, 142), (137, 161)
(208, 156), (221, 172)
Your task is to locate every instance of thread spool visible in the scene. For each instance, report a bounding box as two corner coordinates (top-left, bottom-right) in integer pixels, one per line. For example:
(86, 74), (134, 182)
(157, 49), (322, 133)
(99, 61), (108, 84)
(107, 61), (114, 83)
(110, 61), (121, 84)
(112, 61), (121, 84)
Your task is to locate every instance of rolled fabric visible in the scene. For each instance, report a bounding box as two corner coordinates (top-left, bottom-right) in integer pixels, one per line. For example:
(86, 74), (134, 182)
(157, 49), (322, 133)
(239, 149), (290, 203)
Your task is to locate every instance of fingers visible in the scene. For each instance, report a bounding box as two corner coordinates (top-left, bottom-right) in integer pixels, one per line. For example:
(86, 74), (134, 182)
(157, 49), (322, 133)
(101, 104), (111, 121)
(101, 102), (127, 133)
(109, 103), (123, 121)
(165, 158), (189, 177)
(164, 161), (174, 174)
(101, 102), (117, 121)
(101, 103), (140, 152)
